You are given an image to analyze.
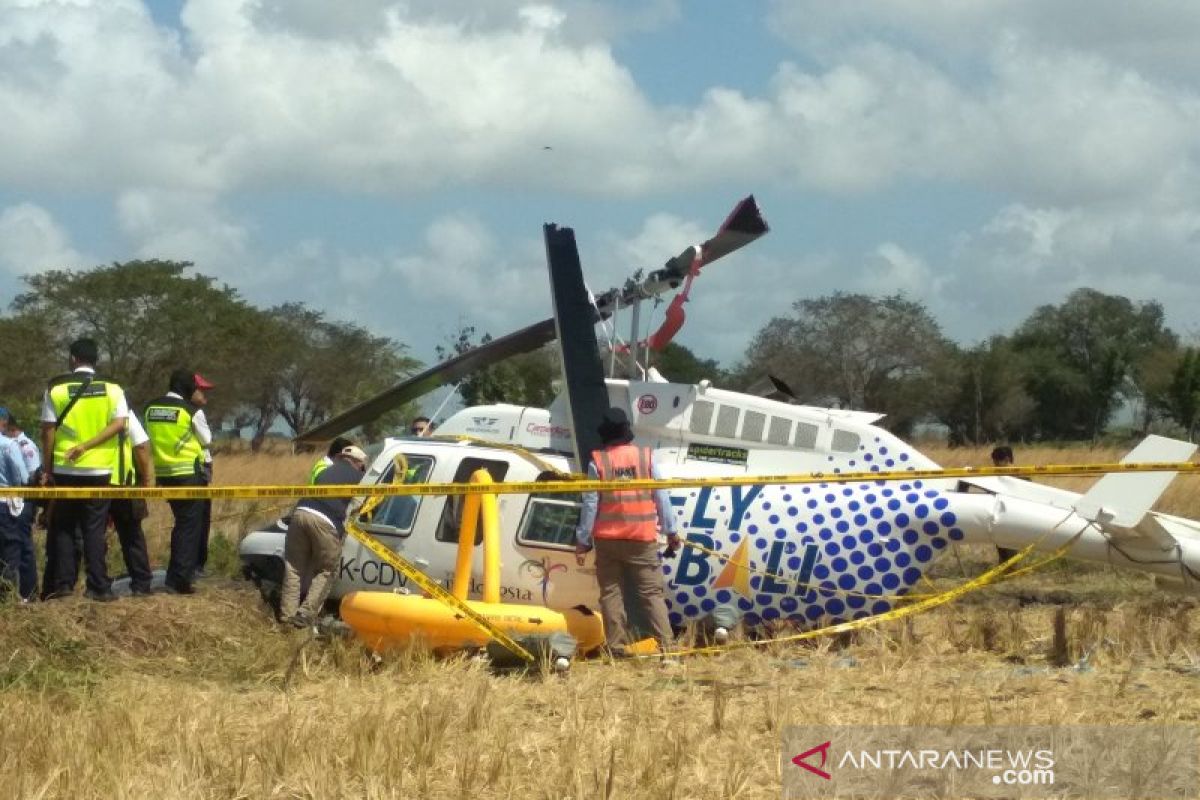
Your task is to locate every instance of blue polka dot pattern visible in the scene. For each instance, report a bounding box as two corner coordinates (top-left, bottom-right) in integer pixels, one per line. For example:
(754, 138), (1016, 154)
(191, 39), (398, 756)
(656, 437), (954, 630)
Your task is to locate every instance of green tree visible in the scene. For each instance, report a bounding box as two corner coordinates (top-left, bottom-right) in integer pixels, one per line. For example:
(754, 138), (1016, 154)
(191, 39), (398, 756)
(11, 260), (254, 408)
(1134, 343), (1184, 433)
(1164, 348), (1200, 440)
(738, 292), (952, 435)
(4, 260), (423, 448)
(0, 310), (59, 420)
(934, 337), (1035, 445)
(218, 308), (294, 449)
(647, 342), (724, 385)
(1011, 289), (1176, 440)
(436, 325), (559, 408)
(271, 304), (421, 440)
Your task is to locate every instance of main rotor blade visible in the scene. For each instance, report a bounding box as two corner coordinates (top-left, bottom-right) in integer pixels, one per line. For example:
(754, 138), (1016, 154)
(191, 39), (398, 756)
(295, 317), (556, 443)
(660, 195), (769, 278)
(702, 193), (770, 266)
(296, 196), (768, 444)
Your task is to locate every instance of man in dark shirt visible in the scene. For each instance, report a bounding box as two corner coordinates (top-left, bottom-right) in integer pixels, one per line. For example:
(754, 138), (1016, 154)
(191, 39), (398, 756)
(992, 446), (1020, 563)
(279, 444), (368, 627)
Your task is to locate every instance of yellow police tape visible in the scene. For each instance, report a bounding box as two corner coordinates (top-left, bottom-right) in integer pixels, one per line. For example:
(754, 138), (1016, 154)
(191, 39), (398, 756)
(643, 543), (1040, 660)
(343, 498), (535, 663)
(3, 460), (1198, 500)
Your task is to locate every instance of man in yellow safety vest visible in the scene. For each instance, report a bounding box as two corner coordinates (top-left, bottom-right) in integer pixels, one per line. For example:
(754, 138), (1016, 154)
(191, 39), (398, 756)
(144, 369), (211, 594)
(39, 338), (128, 601)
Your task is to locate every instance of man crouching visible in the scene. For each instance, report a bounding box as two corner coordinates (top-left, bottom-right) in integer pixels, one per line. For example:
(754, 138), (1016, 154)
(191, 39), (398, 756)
(279, 444), (367, 628)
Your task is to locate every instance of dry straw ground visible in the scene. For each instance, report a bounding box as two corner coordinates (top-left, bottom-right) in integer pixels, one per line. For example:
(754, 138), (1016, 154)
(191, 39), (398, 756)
(2, 444), (1200, 800)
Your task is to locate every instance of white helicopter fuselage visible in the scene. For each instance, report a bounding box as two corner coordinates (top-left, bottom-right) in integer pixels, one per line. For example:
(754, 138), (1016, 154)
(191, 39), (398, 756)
(240, 376), (1200, 630)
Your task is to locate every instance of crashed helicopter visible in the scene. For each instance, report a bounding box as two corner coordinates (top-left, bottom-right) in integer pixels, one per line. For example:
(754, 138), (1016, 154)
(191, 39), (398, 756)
(239, 196), (1200, 648)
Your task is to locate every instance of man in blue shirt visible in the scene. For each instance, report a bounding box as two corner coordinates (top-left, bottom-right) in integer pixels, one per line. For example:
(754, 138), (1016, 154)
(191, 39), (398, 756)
(0, 421), (31, 600)
(3, 411), (41, 600)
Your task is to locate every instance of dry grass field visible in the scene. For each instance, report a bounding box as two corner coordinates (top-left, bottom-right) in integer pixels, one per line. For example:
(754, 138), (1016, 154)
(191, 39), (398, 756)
(3, 443), (1200, 799)
(131, 450), (314, 575)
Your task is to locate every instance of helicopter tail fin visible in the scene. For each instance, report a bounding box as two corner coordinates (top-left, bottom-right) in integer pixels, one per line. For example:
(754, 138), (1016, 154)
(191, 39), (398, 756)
(1073, 435), (1197, 534)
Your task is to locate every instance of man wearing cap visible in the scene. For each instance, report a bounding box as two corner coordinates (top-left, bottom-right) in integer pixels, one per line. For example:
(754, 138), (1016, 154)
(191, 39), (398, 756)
(40, 337), (129, 602)
(574, 407), (681, 655)
(309, 436), (354, 484)
(144, 369), (212, 594)
(191, 373), (215, 576)
(279, 444), (368, 627)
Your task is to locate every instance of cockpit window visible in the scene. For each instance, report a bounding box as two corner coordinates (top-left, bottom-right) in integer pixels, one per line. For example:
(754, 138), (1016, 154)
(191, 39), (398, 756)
(831, 429), (861, 453)
(517, 497), (582, 549)
(358, 453), (434, 536)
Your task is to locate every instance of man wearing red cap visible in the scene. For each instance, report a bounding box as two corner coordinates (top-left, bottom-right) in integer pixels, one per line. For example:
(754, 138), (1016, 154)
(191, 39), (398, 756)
(144, 369), (213, 593)
(192, 373), (215, 576)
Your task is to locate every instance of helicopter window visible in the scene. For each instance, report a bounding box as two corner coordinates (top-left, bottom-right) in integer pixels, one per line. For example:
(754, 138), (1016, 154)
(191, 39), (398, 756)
(715, 405), (740, 438)
(831, 429), (861, 453)
(360, 454), (435, 535)
(689, 400), (714, 435)
(767, 417), (792, 446)
(742, 410), (765, 442)
(436, 457), (511, 545)
(794, 422), (819, 450)
(517, 497), (582, 549)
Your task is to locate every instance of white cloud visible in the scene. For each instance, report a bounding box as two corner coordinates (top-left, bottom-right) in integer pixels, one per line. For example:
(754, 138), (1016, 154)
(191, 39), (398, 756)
(517, 4), (566, 32)
(387, 213), (550, 343)
(931, 201), (1200, 343)
(249, 0), (679, 45)
(3, 0), (1198, 209)
(0, 202), (87, 276)
(857, 243), (937, 297)
(767, 0), (1200, 85)
(591, 211), (827, 366)
(0, 0), (669, 196)
(2, 0), (1199, 362)
(115, 189), (251, 273)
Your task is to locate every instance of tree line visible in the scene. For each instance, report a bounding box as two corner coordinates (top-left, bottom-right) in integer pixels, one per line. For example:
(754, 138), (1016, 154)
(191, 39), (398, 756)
(0, 260), (419, 448)
(2, 260), (1195, 446)
(737, 289), (1199, 443)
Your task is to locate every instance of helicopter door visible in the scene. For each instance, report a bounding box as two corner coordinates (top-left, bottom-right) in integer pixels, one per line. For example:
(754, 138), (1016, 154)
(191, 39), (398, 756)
(336, 453), (435, 594)
(512, 485), (598, 609)
(432, 456), (511, 598)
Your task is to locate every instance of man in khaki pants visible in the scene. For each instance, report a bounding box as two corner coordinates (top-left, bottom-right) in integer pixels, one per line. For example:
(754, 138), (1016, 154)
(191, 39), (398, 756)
(280, 444), (368, 627)
(574, 408), (681, 656)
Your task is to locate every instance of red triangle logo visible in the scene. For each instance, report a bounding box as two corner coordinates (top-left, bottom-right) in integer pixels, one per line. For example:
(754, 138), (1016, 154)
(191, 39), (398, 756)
(792, 741), (832, 780)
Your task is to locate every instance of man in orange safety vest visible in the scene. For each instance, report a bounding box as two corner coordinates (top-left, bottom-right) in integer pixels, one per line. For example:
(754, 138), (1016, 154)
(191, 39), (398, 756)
(575, 407), (681, 655)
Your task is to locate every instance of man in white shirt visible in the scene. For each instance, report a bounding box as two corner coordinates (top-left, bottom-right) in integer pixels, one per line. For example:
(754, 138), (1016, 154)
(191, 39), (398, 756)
(191, 373), (216, 577)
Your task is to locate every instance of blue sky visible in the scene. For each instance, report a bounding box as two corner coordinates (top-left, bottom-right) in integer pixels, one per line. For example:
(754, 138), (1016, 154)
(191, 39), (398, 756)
(2, 0), (1199, 378)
